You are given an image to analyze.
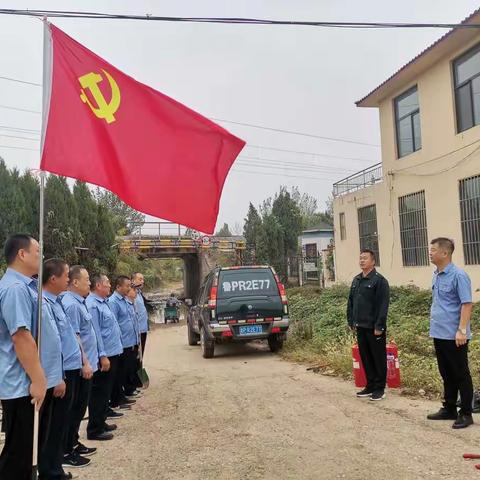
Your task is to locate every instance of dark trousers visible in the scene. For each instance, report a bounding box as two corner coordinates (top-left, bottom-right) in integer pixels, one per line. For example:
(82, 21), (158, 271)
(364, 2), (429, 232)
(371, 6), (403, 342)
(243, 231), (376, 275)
(87, 356), (119, 436)
(0, 389), (53, 480)
(65, 376), (92, 454)
(357, 327), (387, 392)
(141, 332), (147, 360)
(122, 346), (139, 395)
(434, 338), (473, 415)
(39, 370), (79, 479)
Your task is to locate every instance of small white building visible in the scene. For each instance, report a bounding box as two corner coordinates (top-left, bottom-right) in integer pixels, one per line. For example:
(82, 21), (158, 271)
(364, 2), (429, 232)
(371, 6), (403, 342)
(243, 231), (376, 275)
(299, 223), (334, 258)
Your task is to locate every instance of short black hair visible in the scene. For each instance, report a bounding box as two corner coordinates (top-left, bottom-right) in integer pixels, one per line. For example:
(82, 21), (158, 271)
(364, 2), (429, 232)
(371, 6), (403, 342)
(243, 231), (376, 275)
(43, 258), (68, 285)
(431, 237), (455, 254)
(115, 275), (131, 289)
(90, 273), (107, 290)
(4, 234), (35, 265)
(68, 265), (87, 284)
(360, 249), (376, 262)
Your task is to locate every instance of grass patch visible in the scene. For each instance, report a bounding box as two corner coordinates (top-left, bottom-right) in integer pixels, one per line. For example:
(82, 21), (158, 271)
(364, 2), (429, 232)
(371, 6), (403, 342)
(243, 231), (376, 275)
(283, 284), (480, 397)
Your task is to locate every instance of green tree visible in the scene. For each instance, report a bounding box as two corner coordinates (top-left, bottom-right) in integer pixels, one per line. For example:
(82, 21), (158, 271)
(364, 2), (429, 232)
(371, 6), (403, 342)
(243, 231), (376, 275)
(271, 187), (302, 257)
(17, 171), (40, 236)
(73, 181), (98, 271)
(243, 203), (262, 264)
(95, 189), (145, 234)
(256, 213), (285, 276)
(215, 223), (232, 237)
(94, 203), (117, 273)
(0, 161), (29, 249)
(44, 175), (80, 264)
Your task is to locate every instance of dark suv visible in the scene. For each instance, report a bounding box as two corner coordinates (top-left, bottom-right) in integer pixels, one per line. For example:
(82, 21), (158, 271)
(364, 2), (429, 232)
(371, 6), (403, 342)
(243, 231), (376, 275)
(187, 266), (289, 358)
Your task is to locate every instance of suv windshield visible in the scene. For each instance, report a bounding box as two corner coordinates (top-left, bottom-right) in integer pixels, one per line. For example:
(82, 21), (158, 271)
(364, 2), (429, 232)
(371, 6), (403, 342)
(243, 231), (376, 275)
(217, 268), (277, 298)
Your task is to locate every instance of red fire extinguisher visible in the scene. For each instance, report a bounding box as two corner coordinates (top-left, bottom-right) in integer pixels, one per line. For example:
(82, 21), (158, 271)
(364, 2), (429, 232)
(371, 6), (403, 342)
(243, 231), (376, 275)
(386, 340), (401, 388)
(352, 343), (367, 388)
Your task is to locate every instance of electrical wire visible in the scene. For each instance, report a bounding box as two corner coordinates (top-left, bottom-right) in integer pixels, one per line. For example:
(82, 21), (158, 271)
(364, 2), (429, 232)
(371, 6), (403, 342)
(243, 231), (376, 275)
(0, 9), (478, 30)
(0, 104), (41, 114)
(0, 75), (41, 86)
(0, 144), (39, 151)
(0, 133), (39, 141)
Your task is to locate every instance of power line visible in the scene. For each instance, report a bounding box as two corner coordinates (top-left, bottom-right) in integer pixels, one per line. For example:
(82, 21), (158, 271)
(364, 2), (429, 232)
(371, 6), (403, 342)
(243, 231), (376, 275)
(213, 118), (379, 147)
(0, 144), (39, 151)
(0, 104), (41, 114)
(232, 168), (337, 181)
(246, 144), (374, 163)
(0, 125), (40, 134)
(0, 9), (479, 29)
(0, 75), (41, 87)
(0, 133), (39, 141)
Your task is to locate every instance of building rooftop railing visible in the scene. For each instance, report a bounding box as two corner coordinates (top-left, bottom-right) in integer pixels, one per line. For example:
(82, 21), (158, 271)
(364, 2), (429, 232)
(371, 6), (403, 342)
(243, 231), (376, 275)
(332, 162), (383, 197)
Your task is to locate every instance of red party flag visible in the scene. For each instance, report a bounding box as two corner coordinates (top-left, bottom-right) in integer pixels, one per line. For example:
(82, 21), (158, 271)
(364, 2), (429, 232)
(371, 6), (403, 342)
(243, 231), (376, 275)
(40, 23), (245, 234)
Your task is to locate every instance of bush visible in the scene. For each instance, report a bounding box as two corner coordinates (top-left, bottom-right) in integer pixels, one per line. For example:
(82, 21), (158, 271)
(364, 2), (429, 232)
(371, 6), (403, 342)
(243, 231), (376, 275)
(284, 284), (480, 398)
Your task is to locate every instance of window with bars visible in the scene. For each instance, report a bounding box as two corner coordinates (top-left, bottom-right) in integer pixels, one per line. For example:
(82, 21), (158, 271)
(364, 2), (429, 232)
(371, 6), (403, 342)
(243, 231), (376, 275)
(453, 44), (480, 133)
(339, 212), (346, 240)
(459, 175), (480, 264)
(357, 205), (380, 266)
(398, 191), (429, 267)
(394, 86), (422, 158)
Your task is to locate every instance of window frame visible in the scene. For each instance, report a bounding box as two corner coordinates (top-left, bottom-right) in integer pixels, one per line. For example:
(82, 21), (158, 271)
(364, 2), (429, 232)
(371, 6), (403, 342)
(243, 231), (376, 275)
(459, 174), (480, 265)
(339, 212), (346, 241)
(453, 43), (480, 133)
(394, 85), (422, 159)
(398, 190), (429, 267)
(357, 204), (380, 266)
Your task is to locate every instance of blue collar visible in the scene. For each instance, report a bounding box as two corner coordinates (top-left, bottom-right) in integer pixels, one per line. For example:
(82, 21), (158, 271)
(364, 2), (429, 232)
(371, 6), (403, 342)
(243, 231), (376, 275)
(68, 290), (86, 304)
(112, 291), (126, 302)
(89, 292), (107, 303)
(436, 262), (454, 275)
(6, 267), (37, 286)
(43, 290), (58, 303)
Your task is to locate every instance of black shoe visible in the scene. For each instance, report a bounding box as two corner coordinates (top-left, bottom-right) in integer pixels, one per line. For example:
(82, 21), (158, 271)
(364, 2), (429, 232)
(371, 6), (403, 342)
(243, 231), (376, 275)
(356, 388), (373, 398)
(74, 442), (97, 457)
(62, 452), (91, 468)
(370, 391), (386, 401)
(62, 473), (79, 480)
(103, 423), (117, 432)
(452, 413), (474, 429)
(117, 404), (132, 410)
(120, 398), (136, 405)
(126, 390), (142, 397)
(107, 408), (124, 418)
(87, 431), (114, 441)
(427, 407), (458, 420)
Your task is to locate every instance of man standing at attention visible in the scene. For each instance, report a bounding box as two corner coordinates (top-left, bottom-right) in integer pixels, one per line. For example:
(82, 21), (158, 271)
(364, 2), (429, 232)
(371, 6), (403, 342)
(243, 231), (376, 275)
(347, 249), (390, 401)
(131, 272), (149, 359)
(427, 238), (474, 429)
(0, 235), (47, 479)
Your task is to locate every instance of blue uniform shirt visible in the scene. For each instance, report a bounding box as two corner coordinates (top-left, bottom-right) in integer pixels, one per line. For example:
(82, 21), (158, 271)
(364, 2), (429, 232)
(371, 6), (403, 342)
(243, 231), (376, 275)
(430, 263), (473, 340)
(0, 268), (38, 399)
(108, 291), (137, 348)
(135, 290), (149, 334)
(40, 294), (64, 389)
(60, 291), (99, 373)
(44, 291), (82, 372)
(127, 299), (140, 345)
(86, 293), (123, 358)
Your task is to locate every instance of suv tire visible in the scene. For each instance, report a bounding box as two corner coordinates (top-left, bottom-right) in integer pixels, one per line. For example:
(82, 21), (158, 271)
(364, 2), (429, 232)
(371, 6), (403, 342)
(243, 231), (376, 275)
(187, 320), (200, 346)
(200, 326), (215, 358)
(268, 334), (284, 353)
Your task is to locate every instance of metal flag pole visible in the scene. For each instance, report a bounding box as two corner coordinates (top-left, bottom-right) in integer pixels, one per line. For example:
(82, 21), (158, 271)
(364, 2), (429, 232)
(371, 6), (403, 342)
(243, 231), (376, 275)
(32, 17), (51, 480)
(32, 171), (45, 480)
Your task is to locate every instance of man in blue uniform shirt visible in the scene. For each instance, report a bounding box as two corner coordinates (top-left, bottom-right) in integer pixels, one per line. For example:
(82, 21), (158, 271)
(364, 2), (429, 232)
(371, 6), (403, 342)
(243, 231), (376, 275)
(61, 266), (106, 465)
(131, 272), (149, 358)
(427, 238), (474, 429)
(86, 274), (124, 439)
(108, 276), (139, 402)
(0, 235), (47, 480)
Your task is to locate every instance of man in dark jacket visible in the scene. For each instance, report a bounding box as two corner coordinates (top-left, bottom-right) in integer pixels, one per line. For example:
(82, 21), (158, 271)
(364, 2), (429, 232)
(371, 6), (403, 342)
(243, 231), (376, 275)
(347, 249), (390, 401)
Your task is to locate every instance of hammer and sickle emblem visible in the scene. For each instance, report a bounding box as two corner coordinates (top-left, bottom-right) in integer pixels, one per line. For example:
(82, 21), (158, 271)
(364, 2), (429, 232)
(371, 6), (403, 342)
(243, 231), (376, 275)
(78, 69), (121, 124)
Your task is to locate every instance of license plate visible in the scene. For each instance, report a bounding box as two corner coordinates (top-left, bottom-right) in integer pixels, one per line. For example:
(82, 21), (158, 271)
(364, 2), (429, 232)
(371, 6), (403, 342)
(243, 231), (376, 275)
(238, 325), (263, 335)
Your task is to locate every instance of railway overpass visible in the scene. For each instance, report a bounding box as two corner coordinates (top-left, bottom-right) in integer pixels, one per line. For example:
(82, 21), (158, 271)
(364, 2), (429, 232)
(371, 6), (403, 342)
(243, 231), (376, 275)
(118, 222), (246, 300)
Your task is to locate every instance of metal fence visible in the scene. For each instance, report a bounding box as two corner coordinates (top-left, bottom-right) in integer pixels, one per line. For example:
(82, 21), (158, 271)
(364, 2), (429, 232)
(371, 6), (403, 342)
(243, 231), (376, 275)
(333, 163), (383, 197)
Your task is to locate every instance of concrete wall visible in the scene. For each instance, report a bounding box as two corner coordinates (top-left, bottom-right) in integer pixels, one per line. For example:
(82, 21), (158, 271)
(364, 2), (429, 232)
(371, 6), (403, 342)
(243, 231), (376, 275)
(334, 36), (480, 300)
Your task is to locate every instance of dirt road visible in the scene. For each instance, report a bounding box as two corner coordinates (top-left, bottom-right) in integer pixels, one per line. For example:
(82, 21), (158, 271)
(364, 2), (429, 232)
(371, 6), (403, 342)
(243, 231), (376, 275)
(79, 323), (480, 480)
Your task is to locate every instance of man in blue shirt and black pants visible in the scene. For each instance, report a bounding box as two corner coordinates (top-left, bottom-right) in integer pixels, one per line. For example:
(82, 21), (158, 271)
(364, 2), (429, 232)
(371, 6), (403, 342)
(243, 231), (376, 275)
(427, 237), (474, 429)
(0, 235), (48, 480)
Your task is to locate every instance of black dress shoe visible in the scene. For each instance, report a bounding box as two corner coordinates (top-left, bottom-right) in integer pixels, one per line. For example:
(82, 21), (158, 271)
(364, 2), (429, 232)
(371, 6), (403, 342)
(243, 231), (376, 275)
(427, 407), (458, 420)
(120, 398), (136, 405)
(107, 409), (124, 418)
(87, 431), (114, 441)
(103, 423), (117, 432)
(452, 413), (474, 429)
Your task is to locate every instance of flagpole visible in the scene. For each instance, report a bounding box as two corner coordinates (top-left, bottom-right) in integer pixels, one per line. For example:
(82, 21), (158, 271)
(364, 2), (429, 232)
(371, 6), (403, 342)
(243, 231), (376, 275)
(32, 17), (51, 480)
